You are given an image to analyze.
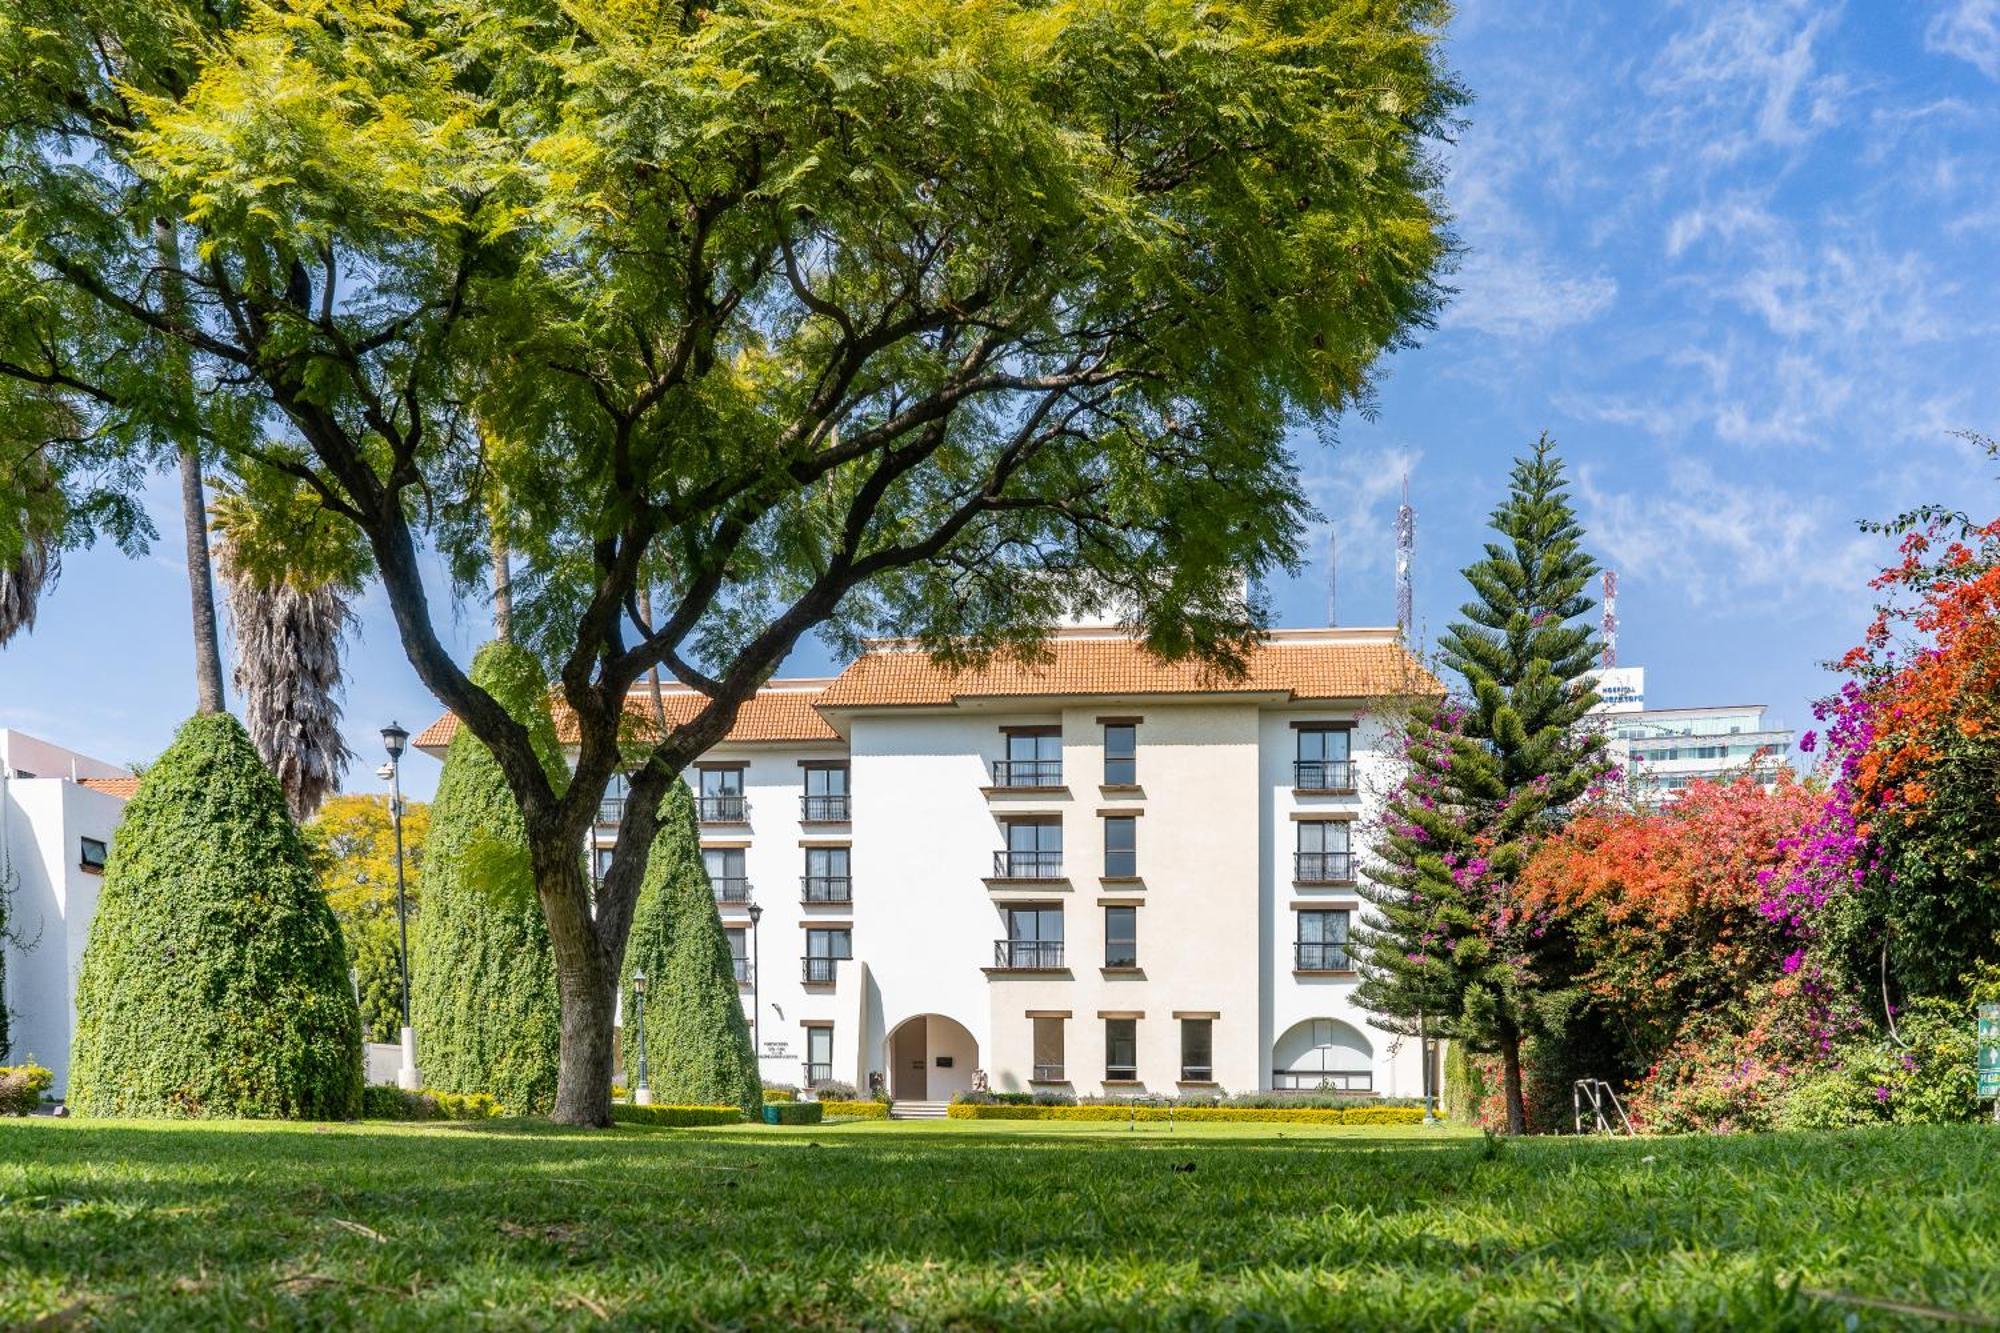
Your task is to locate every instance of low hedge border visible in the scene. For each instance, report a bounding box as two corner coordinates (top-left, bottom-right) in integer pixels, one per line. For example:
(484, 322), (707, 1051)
(360, 1085), (505, 1121)
(946, 1103), (1427, 1125)
(818, 1099), (889, 1120)
(761, 1102), (824, 1125)
(611, 1104), (745, 1128)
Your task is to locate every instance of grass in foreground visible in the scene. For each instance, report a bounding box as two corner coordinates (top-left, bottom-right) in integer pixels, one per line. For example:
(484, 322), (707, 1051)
(2, 1115), (1997, 1329)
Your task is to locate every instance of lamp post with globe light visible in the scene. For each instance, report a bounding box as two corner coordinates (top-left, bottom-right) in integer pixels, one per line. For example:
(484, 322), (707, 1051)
(631, 968), (652, 1105)
(379, 721), (419, 1091)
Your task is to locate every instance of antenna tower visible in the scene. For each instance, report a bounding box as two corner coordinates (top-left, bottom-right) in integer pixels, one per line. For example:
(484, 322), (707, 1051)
(1600, 570), (1619, 670)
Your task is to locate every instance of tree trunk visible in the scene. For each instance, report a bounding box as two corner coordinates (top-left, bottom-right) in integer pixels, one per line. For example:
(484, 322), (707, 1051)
(156, 218), (226, 716)
(536, 845), (618, 1126)
(490, 516), (512, 642)
(1499, 1027), (1527, 1136)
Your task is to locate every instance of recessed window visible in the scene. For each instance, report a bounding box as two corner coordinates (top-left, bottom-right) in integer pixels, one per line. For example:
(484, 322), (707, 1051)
(1105, 1017), (1138, 1082)
(1295, 909), (1352, 971)
(593, 846), (617, 881)
(802, 928), (851, 984)
(996, 728), (1062, 787)
(803, 846), (851, 902)
(1104, 906), (1137, 969)
(1033, 1016), (1066, 1083)
(704, 847), (749, 902)
(79, 837), (108, 872)
(802, 764), (849, 821)
(1103, 723), (1137, 786)
(696, 766), (747, 820)
(1103, 816), (1137, 878)
(998, 817), (1063, 878)
(805, 1025), (833, 1086)
(1295, 726), (1353, 790)
(725, 927), (749, 983)
(1295, 821), (1352, 883)
(1000, 906), (1063, 968)
(1180, 1018), (1213, 1082)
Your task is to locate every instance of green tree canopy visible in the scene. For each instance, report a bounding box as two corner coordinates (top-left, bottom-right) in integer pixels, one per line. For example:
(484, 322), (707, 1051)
(1357, 434), (1608, 1134)
(410, 642), (566, 1114)
(1, 0), (1464, 1122)
(68, 712), (362, 1118)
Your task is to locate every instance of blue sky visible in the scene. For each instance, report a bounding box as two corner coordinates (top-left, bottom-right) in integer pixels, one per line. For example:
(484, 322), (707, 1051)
(4, 0), (1998, 801)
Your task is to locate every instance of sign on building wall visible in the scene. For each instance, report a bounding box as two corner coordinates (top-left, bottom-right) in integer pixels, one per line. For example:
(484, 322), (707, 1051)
(761, 1040), (791, 1060)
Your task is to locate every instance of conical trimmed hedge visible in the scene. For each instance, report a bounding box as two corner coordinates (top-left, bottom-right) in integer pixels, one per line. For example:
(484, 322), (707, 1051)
(410, 641), (566, 1115)
(624, 781), (760, 1113)
(68, 712), (362, 1118)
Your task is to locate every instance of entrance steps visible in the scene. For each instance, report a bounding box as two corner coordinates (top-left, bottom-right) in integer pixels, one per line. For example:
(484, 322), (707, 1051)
(889, 1100), (951, 1120)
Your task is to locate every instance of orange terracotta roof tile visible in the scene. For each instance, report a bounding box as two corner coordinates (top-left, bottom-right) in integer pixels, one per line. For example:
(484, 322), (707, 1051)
(817, 631), (1438, 708)
(79, 776), (141, 800)
(414, 682), (840, 755)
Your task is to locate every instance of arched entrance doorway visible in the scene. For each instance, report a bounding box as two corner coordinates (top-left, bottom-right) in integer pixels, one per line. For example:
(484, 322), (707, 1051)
(1272, 1017), (1374, 1092)
(885, 1014), (979, 1101)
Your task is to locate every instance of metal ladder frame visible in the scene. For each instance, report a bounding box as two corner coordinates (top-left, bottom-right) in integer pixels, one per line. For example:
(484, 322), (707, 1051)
(1572, 1079), (1634, 1135)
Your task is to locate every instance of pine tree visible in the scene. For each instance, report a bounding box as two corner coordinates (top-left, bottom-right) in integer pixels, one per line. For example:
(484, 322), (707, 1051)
(1357, 434), (1607, 1134)
(410, 642), (567, 1114)
(68, 713), (362, 1118)
(624, 782), (760, 1113)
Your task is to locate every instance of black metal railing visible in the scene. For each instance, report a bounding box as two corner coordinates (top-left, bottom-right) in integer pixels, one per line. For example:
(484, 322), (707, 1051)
(1106, 1064), (1137, 1082)
(731, 956), (750, 984)
(1293, 758), (1357, 791)
(992, 849), (1064, 879)
(710, 876), (751, 903)
(801, 875), (852, 904)
(1272, 1069), (1374, 1092)
(596, 795), (625, 825)
(994, 939), (1065, 969)
(804, 1061), (833, 1087)
(698, 793), (750, 822)
(800, 793), (851, 822)
(801, 956), (841, 985)
(1033, 1063), (1066, 1083)
(1294, 941), (1354, 971)
(990, 758), (1063, 788)
(1294, 851), (1357, 883)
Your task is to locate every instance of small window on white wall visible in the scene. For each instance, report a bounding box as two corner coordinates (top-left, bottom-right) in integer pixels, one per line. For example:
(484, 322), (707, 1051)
(79, 836), (108, 872)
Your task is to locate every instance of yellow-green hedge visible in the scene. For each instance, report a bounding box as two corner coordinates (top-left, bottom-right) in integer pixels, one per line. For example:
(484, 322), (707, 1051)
(946, 1103), (1426, 1125)
(819, 1099), (889, 1119)
(611, 1103), (744, 1128)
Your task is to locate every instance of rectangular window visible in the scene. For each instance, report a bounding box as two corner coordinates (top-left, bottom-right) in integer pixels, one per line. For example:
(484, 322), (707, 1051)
(802, 928), (851, 984)
(1104, 906), (1137, 968)
(725, 927), (749, 983)
(805, 1025), (833, 1086)
(1295, 909), (1352, 971)
(1295, 821), (1352, 882)
(703, 847), (749, 902)
(598, 772), (627, 825)
(79, 836), (108, 872)
(803, 846), (851, 902)
(1295, 726), (1354, 790)
(802, 764), (850, 821)
(696, 766), (746, 821)
(1001, 906), (1063, 968)
(1103, 816), (1137, 878)
(1180, 1018), (1213, 1082)
(996, 727), (1062, 787)
(1103, 723), (1137, 786)
(593, 846), (617, 882)
(1032, 1016), (1066, 1083)
(1105, 1018), (1138, 1082)
(998, 817), (1063, 878)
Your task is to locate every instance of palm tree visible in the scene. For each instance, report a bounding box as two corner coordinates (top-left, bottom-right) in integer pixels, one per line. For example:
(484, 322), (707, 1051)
(156, 219), (227, 715)
(0, 528), (56, 649)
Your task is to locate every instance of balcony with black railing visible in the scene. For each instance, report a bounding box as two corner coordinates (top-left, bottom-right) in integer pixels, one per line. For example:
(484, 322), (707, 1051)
(800, 793), (851, 822)
(801, 875), (853, 904)
(1293, 941), (1354, 972)
(698, 794), (750, 823)
(989, 758), (1063, 789)
(710, 876), (752, 903)
(803, 1060), (833, 1087)
(993, 939), (1065, 970)
(1294, 851), (1357, 884)
(991, 849), (1064, 880)
(1293, 758), (1357, 792)
(596, 795), (625, 826)
(801, 956), (841, 985)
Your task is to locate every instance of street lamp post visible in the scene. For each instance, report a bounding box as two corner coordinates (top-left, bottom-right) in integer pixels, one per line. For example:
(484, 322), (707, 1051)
(748, 902), (764, 1071)
(380, 721), (419, 1091)
(632, 968), (652, 1106)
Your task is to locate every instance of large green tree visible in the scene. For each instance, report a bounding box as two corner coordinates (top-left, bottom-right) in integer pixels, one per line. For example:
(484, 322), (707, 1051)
(68, 712), (362, 1118)
(1357, 435), (1607, 1134)
(0, 0), (1463, 1123)
(411, 641), (567, 1115)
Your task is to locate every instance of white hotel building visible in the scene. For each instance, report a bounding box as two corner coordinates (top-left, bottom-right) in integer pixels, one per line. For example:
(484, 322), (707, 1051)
(423, 627), (1436, 1103)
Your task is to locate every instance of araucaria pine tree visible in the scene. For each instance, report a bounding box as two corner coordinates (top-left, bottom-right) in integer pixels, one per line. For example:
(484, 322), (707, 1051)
(1357, 434), (1608, 1135)
(68, 713), (362, 1118)
(411, 642), (566, 1114)
(624, 782), (760, 1113)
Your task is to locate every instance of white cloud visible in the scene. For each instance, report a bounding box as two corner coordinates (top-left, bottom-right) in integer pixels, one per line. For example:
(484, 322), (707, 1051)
(1442, 251), (1618, 338)
(1293, 443), (1423, 626)
(1642, 1), (1848, 163)
(1927, 0), (2000, 79)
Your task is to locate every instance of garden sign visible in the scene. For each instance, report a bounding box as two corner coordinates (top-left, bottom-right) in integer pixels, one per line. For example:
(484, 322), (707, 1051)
(1978, 1003), (2000, 1101)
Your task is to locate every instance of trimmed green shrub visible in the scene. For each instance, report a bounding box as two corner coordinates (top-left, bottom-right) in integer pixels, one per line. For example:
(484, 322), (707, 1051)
(762, 1101), (825, 1125)
(945, 1103), (1427, 1125)
(762, 1085), (798, 1102)
(411, 643), (566, 1116)
(610, 1103), (743, 1128)
(819, 1099), (889, 1119)
(68, 713), (362, 1119)
(625, 782), (760, 1114)
(0, 1063), (54, 1115)
(360, 1085), (504, 1121)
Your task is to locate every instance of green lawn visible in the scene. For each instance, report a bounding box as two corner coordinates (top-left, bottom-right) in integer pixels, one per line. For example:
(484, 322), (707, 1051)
(3, 1116), (1997, 1330)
